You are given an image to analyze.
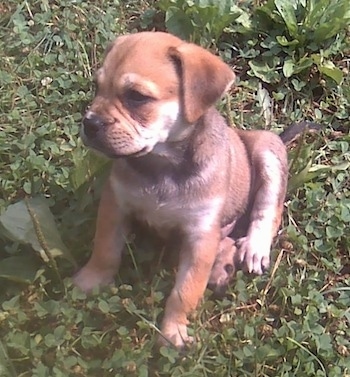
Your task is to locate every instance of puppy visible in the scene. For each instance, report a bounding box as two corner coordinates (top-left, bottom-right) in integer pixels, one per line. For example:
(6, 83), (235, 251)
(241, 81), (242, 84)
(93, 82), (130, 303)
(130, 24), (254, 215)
(74, 32), (288, 348)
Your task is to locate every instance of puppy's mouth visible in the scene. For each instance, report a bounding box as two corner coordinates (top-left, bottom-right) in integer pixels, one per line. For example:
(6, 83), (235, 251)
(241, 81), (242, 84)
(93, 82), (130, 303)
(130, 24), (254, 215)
(80, 113), (155, 159)
(108, 145), (150, 159)
(84, 139), (151, 159)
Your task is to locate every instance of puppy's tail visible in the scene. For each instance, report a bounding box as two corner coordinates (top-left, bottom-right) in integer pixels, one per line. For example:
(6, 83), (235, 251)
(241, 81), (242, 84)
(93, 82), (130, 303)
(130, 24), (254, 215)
(279, 122), (322, 145)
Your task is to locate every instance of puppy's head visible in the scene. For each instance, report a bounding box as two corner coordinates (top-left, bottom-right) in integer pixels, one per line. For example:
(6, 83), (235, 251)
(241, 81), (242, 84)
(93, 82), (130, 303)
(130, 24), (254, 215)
(81, 32), (235, 158)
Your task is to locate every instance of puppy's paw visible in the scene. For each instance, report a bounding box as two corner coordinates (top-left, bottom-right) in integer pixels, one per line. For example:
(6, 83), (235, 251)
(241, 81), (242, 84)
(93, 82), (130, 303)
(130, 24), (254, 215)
(236, 236), (270, 275)
(159, 323), (193, 349)
(208, 237), (236, 296)
(73, 265), (115, 292)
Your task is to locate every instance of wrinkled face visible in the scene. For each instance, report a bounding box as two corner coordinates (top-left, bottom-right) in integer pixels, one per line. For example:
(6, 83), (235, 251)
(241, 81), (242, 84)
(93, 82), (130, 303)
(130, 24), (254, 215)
(81, 33), (188, 158)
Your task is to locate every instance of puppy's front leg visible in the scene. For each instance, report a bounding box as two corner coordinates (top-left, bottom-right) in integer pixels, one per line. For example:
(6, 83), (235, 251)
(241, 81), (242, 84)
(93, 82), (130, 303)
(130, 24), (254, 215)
(74, 178), (127, 292)
(160, 230), (220, 348)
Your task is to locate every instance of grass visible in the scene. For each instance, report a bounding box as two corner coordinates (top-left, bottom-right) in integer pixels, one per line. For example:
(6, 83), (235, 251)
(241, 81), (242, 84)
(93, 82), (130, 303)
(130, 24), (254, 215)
(0, 0), (349, 376)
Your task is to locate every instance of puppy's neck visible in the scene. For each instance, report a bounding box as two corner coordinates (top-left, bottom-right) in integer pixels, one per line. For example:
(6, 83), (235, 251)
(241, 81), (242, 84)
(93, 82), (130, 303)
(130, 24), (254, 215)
(126, 137), (194, 179)
(139, 119), (198, 166)
(151, 138), (190, 162)
(125, 108), (226, 179)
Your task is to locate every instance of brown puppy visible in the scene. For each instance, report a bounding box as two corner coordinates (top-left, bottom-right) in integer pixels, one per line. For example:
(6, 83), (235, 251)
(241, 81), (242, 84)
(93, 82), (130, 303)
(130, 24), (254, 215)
(74, 32), (288, 348)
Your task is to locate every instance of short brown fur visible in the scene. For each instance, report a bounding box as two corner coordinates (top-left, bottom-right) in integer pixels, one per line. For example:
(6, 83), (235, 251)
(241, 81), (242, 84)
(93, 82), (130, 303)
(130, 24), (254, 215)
(74, 32), (288, 348)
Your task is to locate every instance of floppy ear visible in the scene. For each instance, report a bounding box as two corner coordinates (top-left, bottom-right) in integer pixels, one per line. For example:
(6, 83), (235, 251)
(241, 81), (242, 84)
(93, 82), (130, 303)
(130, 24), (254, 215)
(169, 43), (235, 123)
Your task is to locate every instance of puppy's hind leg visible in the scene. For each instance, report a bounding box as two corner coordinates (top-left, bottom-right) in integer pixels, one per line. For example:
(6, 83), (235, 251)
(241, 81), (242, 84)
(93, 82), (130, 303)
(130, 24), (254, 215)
(208, 237), (237, 296)
(237, 144), (288, 274)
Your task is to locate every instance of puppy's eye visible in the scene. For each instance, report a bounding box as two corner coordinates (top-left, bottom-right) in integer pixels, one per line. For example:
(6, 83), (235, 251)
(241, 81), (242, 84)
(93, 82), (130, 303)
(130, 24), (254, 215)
(124, 89), (153, 106)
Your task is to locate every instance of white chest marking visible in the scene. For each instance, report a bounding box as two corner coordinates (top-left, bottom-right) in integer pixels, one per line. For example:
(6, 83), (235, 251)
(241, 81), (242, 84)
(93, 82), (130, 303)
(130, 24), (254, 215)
(110, 176), (222, 232)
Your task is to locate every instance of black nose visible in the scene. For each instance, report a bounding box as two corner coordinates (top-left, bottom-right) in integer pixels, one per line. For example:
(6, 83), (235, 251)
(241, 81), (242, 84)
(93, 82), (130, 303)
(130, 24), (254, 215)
(82, 114), (106, 139)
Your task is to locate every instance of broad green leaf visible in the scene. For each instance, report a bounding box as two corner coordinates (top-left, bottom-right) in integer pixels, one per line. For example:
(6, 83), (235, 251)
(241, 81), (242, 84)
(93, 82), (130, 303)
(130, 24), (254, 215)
(311, 53), (322, 66)
(256, 0), (283, 25)
(235, 9), (252, 30)
(319, 64), (343, 85)
(289, 161), (350, 192)
(293, 56), (314, 74)
(315, 333), (333, 353)
(309, 161), (350, 172)
(248, 59), (280, 83)
(0, 255), (39, 283)
(165, 7), (194, 40)
(313, 22), (343, 43)
(312, 54), (344, 84)
(0, 197), (76, 266)
(288, 159), (314, 192)
(340, 206), (350, 222)
(274, 0), (298, 38)
(139, 365), (148, 377)
(197, 0), (232, 15)
(0, 339), (17, 377)
(283, 57), (314, 77)
(191, 5), (240, 41)
(291, 79), (306, 91)
(283, 59), (295, 78)
(276, 35), (299, 47)
(98, 300), (110, 314)
(304, 0), (325, 27)
(306, 0), (350, 41)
